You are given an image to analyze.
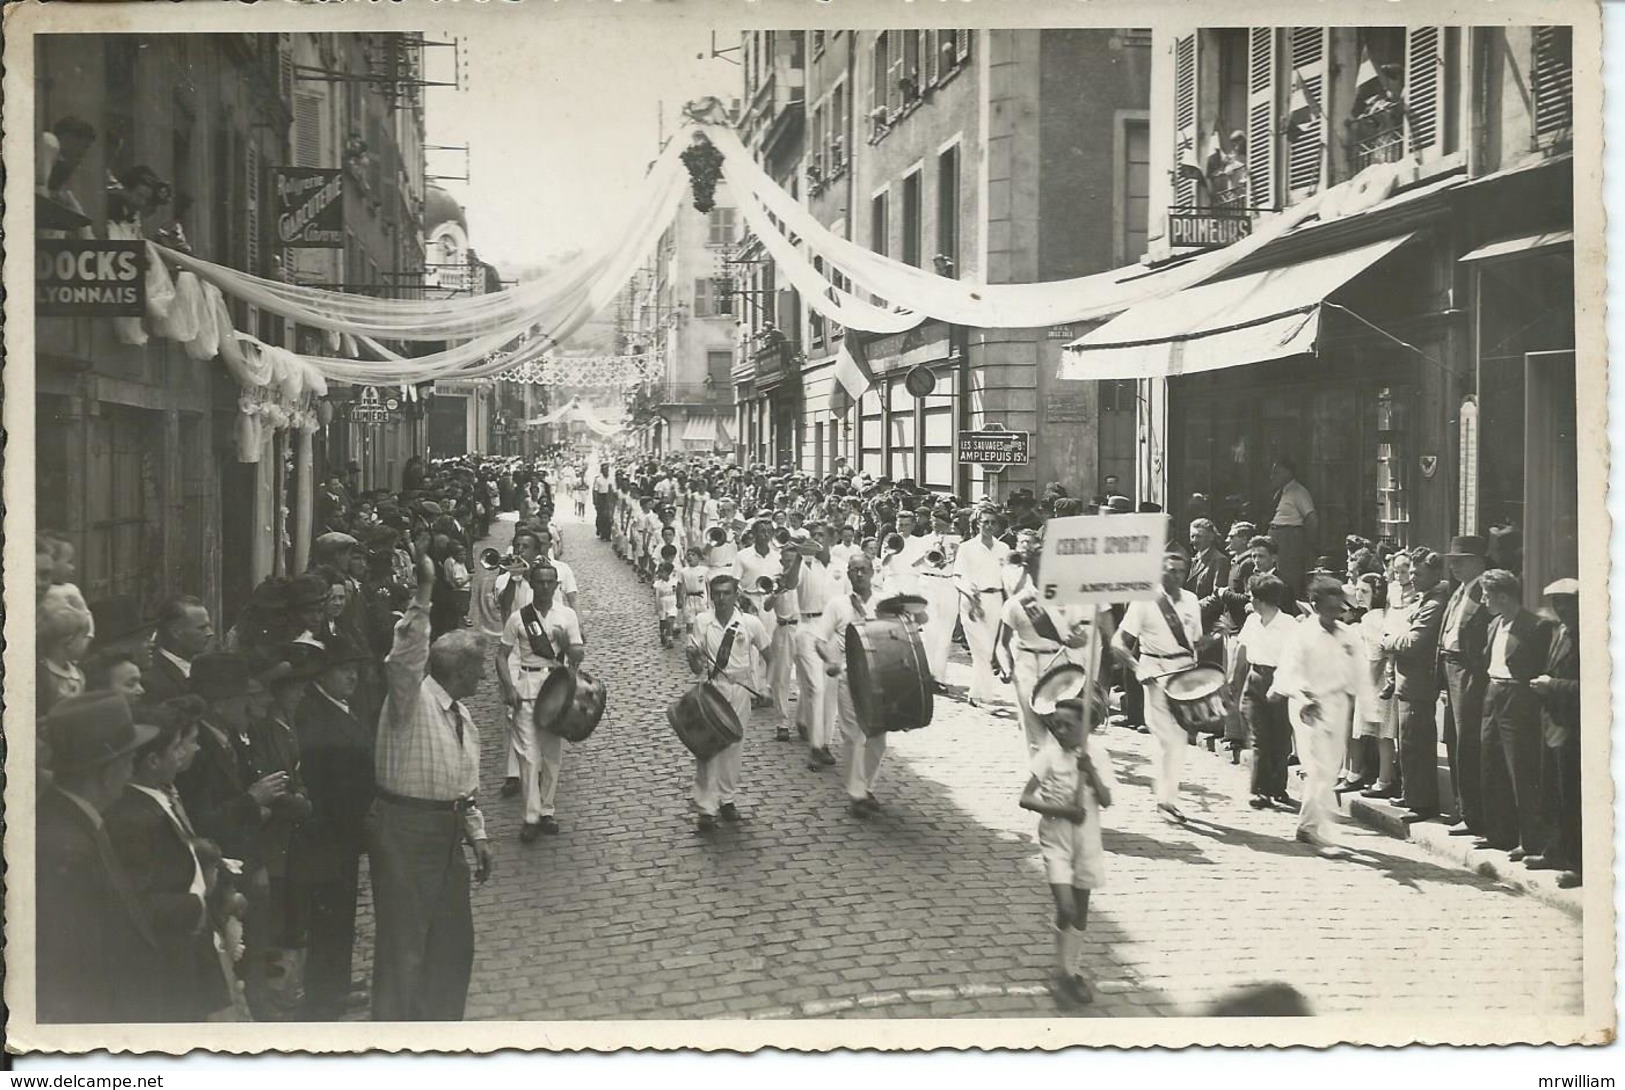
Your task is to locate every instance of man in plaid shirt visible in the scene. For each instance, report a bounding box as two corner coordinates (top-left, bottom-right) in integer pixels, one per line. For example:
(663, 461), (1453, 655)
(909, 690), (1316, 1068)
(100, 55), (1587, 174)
(368, 548), (495, 1021)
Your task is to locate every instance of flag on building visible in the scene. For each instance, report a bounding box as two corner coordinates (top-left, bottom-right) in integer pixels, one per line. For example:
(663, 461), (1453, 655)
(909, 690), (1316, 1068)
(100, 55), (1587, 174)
(1286, 68), (1323, 140)
(1176, 126), (1205, 181)
(832, 337), (875, 404)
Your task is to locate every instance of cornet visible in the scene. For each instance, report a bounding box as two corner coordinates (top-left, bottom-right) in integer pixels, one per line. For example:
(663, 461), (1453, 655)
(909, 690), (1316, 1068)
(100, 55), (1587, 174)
(706, 526), (729, 547)
(479, 548), (503, 571)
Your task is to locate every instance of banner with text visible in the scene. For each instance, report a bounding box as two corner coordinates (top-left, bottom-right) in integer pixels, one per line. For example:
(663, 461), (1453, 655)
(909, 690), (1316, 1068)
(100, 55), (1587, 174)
(1036, 513), (1168, 606)
(274, 167), (344, 248)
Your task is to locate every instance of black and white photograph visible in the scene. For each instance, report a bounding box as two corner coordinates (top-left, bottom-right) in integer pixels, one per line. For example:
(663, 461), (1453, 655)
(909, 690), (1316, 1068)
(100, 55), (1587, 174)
(3, 0), (1611, 1057)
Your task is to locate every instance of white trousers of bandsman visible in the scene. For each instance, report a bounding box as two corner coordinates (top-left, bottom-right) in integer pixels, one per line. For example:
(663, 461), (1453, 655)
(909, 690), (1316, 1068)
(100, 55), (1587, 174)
(918, 573), (959, 681)
(508, 667), (566, 823)
(693, 677), (750, 816)
(835, 676), (887, 802)
(960, 590), (1006, 702)
(767, 617), (798, 725)
(793, 626), (837, 749)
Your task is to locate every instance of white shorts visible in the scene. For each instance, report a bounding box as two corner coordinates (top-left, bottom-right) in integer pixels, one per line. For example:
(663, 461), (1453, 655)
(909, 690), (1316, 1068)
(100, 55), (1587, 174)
(1037, 813), (1105, 889)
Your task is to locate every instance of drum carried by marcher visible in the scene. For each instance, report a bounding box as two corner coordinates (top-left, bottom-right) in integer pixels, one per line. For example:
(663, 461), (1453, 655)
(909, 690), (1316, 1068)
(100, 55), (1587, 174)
(1163, 664), (1230, 734)
(666, 682), (744, 759)
(875, 593), (930, 626)
(533, 667), (607, 743)
(845, 613), (933, 737)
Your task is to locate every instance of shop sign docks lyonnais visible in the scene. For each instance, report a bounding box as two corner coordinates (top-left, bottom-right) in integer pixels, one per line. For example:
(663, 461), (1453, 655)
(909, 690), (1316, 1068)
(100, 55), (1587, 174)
(958, 427), (1030, 467)
(36, 240), (147, 316)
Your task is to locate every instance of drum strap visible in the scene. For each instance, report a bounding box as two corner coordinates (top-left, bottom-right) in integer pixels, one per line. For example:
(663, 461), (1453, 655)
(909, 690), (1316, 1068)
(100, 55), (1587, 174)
(520, 603), (559, 661)
(1155, 593), (1197, 661)
(708, 623), (738, 681)
(1020, 596), (1064, 644)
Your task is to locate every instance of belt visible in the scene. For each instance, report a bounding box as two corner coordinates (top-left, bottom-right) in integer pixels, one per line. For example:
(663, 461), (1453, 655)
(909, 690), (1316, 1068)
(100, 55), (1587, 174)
(778, 617), (799, 625)
(377, 788), (476, 813)
(801, 612), (822, 620)
(1440, 650), (1466, 661)
(520, 665), (551, 672)
(920, 572), (950, 579)
(977, 588), (1004, 595)
(1015, 645), (1061, 656)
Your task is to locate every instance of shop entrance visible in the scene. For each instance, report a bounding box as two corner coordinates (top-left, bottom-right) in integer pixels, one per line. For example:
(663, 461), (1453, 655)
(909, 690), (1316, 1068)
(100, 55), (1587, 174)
(1523, 349), (1578, 599)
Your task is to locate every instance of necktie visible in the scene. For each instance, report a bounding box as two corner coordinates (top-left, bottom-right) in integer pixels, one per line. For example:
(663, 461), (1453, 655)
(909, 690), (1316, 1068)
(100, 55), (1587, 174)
(167, 785), (199, 838)
(451, 701), (468, 747)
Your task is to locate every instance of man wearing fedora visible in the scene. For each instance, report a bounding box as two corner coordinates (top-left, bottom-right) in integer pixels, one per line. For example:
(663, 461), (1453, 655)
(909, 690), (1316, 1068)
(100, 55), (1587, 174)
(294, 634), (376, 1019)
(1438, 535), (1492, 837)
(105, 697), (235, 1021)
(37, 692), (164, 1022)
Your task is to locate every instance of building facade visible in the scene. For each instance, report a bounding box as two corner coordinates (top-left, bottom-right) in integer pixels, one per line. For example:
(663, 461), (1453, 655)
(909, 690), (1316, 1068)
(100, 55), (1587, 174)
(735, 28), (1152, 496)
(34, 32), (432, 643)
(1091, 23), (1575, 602)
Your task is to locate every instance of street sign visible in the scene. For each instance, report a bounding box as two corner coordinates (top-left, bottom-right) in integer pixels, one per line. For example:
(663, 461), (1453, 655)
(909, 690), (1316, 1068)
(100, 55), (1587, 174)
(351, 385), (389, 424)
(1036, 513), (1167, 606)
(36, 240), (146, 316)
(903, 365), (937, 398)
(958, 428), (1030, 467)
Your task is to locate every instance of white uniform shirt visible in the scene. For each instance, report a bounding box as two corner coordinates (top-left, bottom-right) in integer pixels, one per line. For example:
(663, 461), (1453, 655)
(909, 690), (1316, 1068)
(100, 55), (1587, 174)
(795, 558), (837, 617)
(501, 601), (583, 697)
(954, 536), (1013, 598)
(688, 610), (771, 689)
(1119, 590), (1202, 681)
(733, 546), (784, 605)
(815, 587), (884, 664)
(1236, 609), (1293, 668)
(1271, 479), (1316, 526)
(1271, 618), (1377, 716)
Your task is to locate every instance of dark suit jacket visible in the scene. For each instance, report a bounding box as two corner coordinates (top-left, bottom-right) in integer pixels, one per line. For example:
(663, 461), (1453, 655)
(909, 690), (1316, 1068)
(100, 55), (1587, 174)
(1485, 609), (1552, 683)
(1187, 546), (1232, 603)
(104, 787), (230, 1020)
(1541, 620), (1581, 736)
(36, 788), (163, 1023)
(175, 719), (266, 870)
(1439, 575), (1492, 674)
(142, 651), (191, 703)
(1389, 581), (1450, 700)
(293, 688), (375, 882)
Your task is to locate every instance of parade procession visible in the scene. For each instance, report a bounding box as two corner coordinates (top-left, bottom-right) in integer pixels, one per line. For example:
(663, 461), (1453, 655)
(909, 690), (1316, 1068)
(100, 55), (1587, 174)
(15, 8), (1602, 1046)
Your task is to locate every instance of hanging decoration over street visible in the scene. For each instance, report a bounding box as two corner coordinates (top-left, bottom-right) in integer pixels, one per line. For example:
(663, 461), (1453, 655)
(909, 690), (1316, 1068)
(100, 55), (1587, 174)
(499, 353), (662, 387)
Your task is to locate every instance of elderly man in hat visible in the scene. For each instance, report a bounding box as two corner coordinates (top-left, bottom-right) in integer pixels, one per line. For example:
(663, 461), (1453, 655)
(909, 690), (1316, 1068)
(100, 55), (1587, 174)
(1437, 534), (1493, 837)
(37, 692), (165, 1023)
(293, 634), (376, 1019)
(1526, 578), (1582, 887)
(370, 548), (493, 1021)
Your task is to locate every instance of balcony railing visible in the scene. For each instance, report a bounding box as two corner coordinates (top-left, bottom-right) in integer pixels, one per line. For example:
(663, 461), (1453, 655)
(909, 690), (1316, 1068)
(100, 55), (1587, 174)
(1348, 100), (1406, 171)
(751, 335), (803, 387)
(653, 381), (731, 407)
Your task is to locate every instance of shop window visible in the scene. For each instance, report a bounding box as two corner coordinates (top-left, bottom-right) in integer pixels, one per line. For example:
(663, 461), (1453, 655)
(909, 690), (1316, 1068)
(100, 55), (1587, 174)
(1532, 26), (1574, 147)
(84, 405), (161, 639)
(901, 170), (922, 267)
(936, 145), (959, 277)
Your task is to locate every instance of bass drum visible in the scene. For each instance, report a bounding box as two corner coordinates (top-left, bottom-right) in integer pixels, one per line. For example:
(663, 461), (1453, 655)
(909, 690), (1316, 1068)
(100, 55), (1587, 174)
(666, 682), (743, 760)
(845, 617), (933, 737)
(1164, 664), (1230, 735)
(534, 667), (607, 743)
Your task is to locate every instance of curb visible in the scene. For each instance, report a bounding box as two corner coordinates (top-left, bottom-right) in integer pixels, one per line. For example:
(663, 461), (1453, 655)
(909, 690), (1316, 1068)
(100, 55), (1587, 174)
(1339, 793), (1583, 921)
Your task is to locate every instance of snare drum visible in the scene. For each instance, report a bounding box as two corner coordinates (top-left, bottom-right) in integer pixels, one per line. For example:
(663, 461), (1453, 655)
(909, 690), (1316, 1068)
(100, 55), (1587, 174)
(1163, 664), (1230, 734)
(534, 667), (607, 743)
(666, 682), (744, 760)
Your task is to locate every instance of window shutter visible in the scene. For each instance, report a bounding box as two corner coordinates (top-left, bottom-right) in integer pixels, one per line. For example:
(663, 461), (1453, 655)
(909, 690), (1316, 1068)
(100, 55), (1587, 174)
(246, 142), (261, 274)
(887, 33), (904, 112)
(1532, 26), (1573, 140)
(295, 92), (324, 167)
(955, 29), (970, 63)
(872, 34), (886, 116)
(693, 278), (711, 318)
(1285, 27), (1327, 198)
(1246, 28), (1278, 210)
(1172, 34), (1198, 207)
(1403, 27), (1442, 157)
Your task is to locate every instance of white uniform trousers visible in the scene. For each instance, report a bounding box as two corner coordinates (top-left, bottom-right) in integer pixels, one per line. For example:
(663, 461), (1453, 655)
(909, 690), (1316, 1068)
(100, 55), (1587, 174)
(919, 575), (959, 681)
(693, 678), (751, 817)
(508, 698), (566, 823)
(502, 643), (522, 780)
(837, 676), (888, 802)
(793, 626), (837, 748)
(1290, 693), (1353, 842)
(768, 620), (797, 724)
(960, 592), (1005, 702)
(1143, 678), (1186, 808)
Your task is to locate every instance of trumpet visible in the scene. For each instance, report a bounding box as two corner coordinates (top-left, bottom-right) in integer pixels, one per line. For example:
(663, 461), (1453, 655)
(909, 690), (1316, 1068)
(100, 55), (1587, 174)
(773, 528), (793, 547)
(706, 526), (728, 547)
(479, 548), (503, 571)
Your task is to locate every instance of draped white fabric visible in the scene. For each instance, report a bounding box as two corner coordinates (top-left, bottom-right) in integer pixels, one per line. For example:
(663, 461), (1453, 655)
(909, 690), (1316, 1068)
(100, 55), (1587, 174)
(530, 396), (626, 436)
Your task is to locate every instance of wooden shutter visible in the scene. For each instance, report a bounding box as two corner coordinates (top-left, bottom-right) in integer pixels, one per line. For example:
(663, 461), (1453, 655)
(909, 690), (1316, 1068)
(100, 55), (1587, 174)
(1172, 34), (1198, 207)
(295, 92), (324, 166)
(245, 141), (261, 274)
(872, 34), (887, 116)
(956, 29), (970, 63)
(1246, 28), (1278, 210)
(1532, 26), (1573, 140)
(887, 32), (905, 112)
(1403, 27), (1443, 157)
(1285, 27), (1327, 198)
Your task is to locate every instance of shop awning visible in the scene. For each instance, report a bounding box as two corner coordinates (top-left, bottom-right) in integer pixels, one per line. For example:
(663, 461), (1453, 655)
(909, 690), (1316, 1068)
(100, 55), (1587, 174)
(682, 414), (721, 444)
(1060, 233), (1415, 381)
(1458, 230), (1573, 264)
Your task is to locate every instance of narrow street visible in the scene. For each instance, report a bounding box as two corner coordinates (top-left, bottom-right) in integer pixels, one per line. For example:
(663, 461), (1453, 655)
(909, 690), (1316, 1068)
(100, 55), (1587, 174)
(348, 513), (1585, 1021)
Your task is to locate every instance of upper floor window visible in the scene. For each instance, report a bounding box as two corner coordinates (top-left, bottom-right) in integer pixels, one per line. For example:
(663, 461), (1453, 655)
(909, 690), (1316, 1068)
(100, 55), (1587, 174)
(707, 207), (737, 247)
(1532, 26), (1574, 147)
(812, 30), (826, 57)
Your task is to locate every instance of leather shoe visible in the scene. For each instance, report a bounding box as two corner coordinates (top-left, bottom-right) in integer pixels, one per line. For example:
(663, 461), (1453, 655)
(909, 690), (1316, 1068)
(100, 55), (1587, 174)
(1399, 810), (1440, 824)
(538, 816), (561, 835)
(775, 728), (791, 742)
(1446, 822), (1476, 836)
(847, 800), (873, 819)
(1248, 796), (1272, 809)
(1556, 872), (1582, 889)
(501, 777), (521, 798)
(1360, 784), (1399, 800)
(696, 813), (718, 833)
(719, 802), (742, 822)
(1508, 848), (1527, 862)
(815, 746), (837, 766)
(1522, 855), (1565, 871)
(519, 822), (541, 844)
(1273, 794), (1301, 812)
(1157, 803), (1187, 824)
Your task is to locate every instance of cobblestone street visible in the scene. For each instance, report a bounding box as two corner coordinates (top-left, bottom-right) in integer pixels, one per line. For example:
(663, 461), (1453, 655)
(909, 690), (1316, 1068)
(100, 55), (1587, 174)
(349, 514), (1584, 1022)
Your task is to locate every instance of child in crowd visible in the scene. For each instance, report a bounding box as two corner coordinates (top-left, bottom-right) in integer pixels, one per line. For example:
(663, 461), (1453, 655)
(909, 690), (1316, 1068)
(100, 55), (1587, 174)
(444, 540), (473, 626)
(679, 546), (710, 633)
(653, 561), (680, 648)
(37, 599), (92, 714)
(1019, 689), (1114, 1008)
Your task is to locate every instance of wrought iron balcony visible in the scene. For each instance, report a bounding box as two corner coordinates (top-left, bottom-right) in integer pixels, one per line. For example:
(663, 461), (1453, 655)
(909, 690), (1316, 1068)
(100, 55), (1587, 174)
(652, 380), (732, 407)
(751, 335), (803, 388)
(1348, 100), (1406, 171)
